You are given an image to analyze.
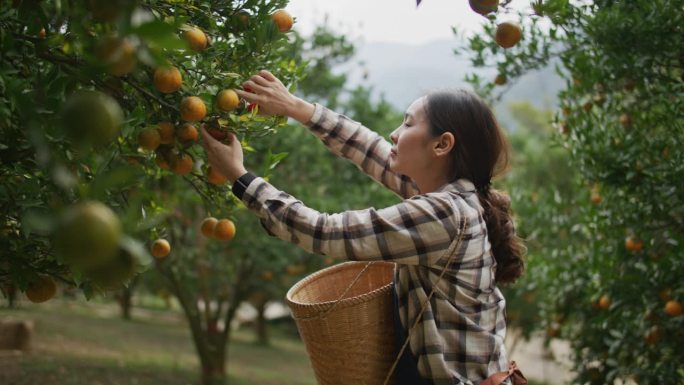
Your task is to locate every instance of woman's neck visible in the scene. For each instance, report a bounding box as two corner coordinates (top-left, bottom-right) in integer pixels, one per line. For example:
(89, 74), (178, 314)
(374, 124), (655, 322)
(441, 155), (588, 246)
(412, 171), (451, 194)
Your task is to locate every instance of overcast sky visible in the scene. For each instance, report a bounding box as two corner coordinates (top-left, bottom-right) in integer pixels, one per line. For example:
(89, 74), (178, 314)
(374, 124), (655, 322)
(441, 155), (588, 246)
(286, 0), (525, 45)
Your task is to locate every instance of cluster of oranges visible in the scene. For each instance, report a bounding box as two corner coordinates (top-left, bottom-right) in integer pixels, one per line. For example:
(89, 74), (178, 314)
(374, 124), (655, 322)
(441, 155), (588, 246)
(200, 217), (237, 241)
(134, 10), (294, 184)
(467, 0), (522, 87)
(467, 1), (523, 49)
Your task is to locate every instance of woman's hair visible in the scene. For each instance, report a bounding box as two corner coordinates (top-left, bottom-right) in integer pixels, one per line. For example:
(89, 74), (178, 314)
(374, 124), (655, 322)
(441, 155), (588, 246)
(424, 89), (526, 285)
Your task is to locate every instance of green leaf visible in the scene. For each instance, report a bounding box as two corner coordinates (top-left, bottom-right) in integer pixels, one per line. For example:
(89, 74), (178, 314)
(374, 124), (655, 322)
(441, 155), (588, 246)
(133, 20), (187, 50)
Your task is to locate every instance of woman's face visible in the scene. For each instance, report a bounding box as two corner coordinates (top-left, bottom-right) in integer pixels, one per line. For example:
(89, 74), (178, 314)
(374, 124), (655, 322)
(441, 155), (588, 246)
(389, 97), (436, 177)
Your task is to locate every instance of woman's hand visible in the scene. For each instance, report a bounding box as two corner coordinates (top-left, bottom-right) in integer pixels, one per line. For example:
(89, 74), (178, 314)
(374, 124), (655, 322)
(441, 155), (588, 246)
(237, 70), (315, 123)
(200, 124), (247, 184)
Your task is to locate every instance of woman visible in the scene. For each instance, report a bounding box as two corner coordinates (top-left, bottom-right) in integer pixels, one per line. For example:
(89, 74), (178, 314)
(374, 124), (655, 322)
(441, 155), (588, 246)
(200, 70), (526, 385)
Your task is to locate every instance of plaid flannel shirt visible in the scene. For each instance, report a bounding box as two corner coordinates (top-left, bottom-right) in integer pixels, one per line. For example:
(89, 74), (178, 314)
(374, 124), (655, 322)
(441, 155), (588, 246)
(235, 104), (509, 385)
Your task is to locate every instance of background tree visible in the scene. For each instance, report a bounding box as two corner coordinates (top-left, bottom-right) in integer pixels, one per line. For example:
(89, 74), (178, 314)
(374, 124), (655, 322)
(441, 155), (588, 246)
(451, 0), (684, 383)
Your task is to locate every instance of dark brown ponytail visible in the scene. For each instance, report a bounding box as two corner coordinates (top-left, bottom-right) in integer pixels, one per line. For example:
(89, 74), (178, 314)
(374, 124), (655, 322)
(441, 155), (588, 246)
(425, 89), (526, 284)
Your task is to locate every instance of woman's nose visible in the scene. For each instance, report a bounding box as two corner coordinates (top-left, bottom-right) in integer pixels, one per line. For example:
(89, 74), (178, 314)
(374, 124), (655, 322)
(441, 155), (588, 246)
(389, 129), (398, 144)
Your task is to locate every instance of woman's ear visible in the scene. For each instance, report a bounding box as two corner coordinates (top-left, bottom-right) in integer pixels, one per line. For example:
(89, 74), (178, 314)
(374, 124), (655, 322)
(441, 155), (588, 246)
(433, 132), (455, 157)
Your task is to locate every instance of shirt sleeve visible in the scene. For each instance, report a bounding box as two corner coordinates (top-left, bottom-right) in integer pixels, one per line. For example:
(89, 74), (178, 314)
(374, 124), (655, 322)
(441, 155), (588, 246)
(240, 177), (466, 266)
(305, 103), (420, 199)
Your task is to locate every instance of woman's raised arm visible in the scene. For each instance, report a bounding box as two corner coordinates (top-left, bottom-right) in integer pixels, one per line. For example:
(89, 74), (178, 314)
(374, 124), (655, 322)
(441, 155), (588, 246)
(237, 70), (419, 199)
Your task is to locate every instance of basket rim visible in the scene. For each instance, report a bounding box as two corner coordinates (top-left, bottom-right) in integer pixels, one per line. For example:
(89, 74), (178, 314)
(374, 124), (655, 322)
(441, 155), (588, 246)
(286, 261), (396, 311)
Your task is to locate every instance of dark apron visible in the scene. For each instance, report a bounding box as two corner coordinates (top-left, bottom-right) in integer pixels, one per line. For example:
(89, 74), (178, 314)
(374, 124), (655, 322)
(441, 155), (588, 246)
(392, 280), (430, 385)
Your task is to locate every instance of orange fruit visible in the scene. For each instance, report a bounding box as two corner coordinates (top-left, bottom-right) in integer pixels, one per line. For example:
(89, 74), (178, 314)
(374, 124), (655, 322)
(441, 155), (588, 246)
(469, 0), (498, 16)
(171, 153), (194, 175)
(216, 89), (240, 112)
(155, 153), (170, 169)
(177, 123), (198, 143)
(157, 122), (175, 145)
(96, 36), (137, 76)
(138, 127), (161, 151)
(623, 79), (636, 92)
(546, 324), (560, 338)
(625, 237), (643, 252)
(206, 126), (228, 141)
(495, 21), (522, 49)
(200, 217), (218, 238)
(271, 9), (294, 32)
(593, 93), (606, 105)
(286, 264), (306, 276)
(26, 275), (57, 303)
(590, 192), (602, 205)
(213, 219), (236, 241)
(659, 288), (672, 302)
(598, 295), (611, 310)
(54, 201), (122, 269)
(153, 66), (182, 94)
(619, 113), (632, 127)
(183, 26), (208, 52)
(237, 11), (250, 26)
(180, 96), (207, 122)
(644, 326), (662, 345)
(207, 166), (228, 185)
(151, 239), (171, 259)
(664, 300), (683, 317)
(38, 28), (46, 39)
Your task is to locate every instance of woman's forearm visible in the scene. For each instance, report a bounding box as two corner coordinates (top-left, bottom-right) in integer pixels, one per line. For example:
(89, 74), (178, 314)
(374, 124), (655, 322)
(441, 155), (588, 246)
(287, 96), (315, 124)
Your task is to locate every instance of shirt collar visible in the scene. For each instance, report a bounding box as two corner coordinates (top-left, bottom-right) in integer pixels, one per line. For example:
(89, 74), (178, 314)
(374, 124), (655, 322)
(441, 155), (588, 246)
(436, 178), (476, 194)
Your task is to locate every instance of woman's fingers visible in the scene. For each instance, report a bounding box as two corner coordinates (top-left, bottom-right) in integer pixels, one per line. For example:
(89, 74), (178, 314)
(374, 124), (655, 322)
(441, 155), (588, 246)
(235, 88), (260, 103)
(258, 69), (277, 82)
(241, 79), (268, 94)
(250, 74), (271, 87)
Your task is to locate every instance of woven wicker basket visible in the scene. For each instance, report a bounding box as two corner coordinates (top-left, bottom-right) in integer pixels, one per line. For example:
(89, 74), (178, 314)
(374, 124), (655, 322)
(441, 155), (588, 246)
(286, 261), (397, 385)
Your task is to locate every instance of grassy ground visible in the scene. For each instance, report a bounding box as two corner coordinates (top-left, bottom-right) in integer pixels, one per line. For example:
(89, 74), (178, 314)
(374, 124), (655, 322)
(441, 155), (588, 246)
(1, 299), (554, 385)
(0, 299), (316, 385)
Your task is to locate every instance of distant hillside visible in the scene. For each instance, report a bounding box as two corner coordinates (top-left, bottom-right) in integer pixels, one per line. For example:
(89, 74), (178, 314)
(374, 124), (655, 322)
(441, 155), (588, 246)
(338, 39), (565, 130)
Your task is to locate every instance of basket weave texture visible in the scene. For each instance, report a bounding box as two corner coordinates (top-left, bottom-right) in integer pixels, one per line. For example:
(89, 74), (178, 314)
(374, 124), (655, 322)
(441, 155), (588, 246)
(286, 261), (397, 385)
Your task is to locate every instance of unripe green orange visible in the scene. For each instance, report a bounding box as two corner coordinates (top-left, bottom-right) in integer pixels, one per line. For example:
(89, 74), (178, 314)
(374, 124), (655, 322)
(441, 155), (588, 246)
(54, 201), (122, 269)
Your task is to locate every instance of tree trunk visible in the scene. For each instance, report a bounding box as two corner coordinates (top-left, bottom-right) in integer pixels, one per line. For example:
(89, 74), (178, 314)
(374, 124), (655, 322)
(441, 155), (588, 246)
(255, 300), (269, 345)
(117, 277), (138, 320)
(200, 339), (226, 385)
(3, 284), (17, 308)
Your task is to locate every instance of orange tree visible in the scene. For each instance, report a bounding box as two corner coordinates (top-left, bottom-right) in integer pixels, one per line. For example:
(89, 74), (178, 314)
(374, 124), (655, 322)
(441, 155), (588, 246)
(448, 0), (684, 383)
(0, 1), (300, 311)
(1, 0), (304, 382)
